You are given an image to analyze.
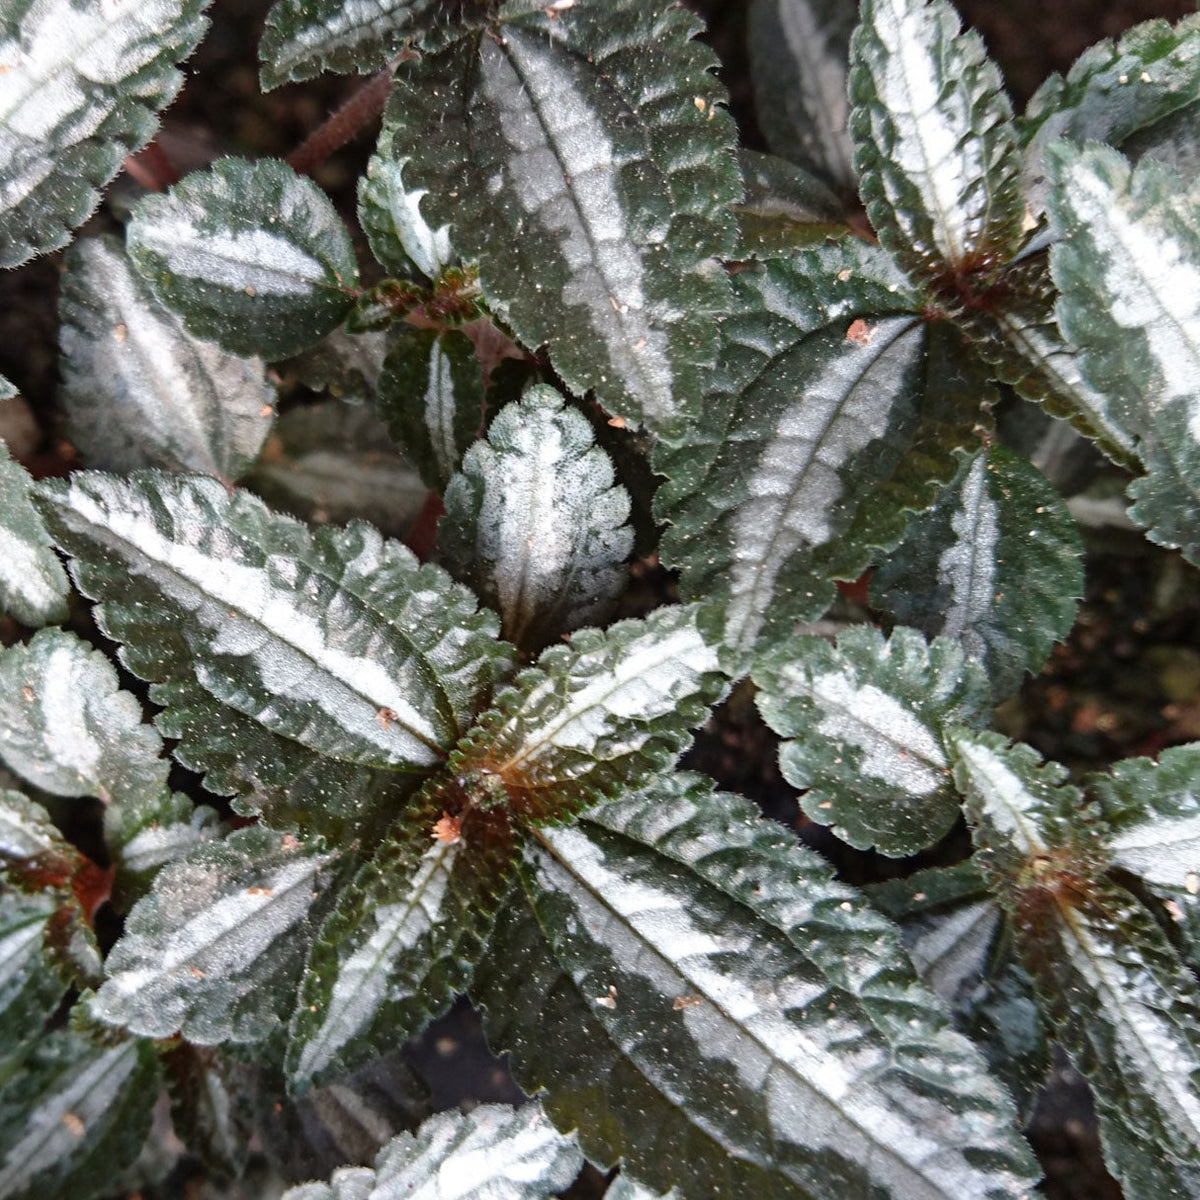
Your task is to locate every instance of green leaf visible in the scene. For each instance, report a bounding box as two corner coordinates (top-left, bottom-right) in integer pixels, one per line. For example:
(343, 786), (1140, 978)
(450, 604), (724, 819)
(0, 1030), (161, 1200)
(358, 152), (453, 282)
(0, 890), (69, 1069)
(733, 149), (849, 256)
(286, 802), (514, 1093)
(474, 774), (1039, 1200)
(164, 1045), (254, 1179)
(754, 625), (989, 854)
(59, 235), (275, 480)
(0, 375), (16, 402)
(279, 1102), (583, 1200)
(654, 249), (985, 672)
(0, 789), (63, 862)
(849, 0), (1024, 283)
(127, 158), (359, 361)
(872, 445), (1084, 700)
(285, 327), (390, 407)
(1048, 144), (1200, 562)
(441, 386), (632, 651)
(259, 0), (446, 91)
(376, 328), (491, 493)
(0, 441), (69, 627)
(37, 471), (512, 777)
(951, 731), (1200, 1174)
(89, 826), (336, 1043)
(748, 0), (857, 196)
(0, 0), (209, 268)
(386, 1), (740, 437)
(1020, 15), (1200, 214)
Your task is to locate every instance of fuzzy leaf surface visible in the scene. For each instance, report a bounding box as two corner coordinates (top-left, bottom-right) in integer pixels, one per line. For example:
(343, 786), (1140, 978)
(755, 625), (988, 854)
(1049, 144), (1200, 561)
(127, 158), (359, 360)
(59, 235), (275, 480)
(849, 0), (1024, 282)
(450, 605), (724, 818)
(872, 445), (1083, 699)
(733, 149), (848, 255)
(0, 789), (62, 862)
(0, 1030), (161, 1200)
(358, 152), (453, 281)
(0, 889), (68, 1067)
(655, 248), (983, 671)
(386, 1), (740, 437)
(280, 1101), (583, 1200)
(37, 471), (512, 777)
(748, 0), (857, 196)
(0, 0), (208, 268)
(441, 386), (632, 651)
(0, 441), (69, 626)
(89, 825), (336, 1043)
(475, 774), (1038, 1200)
(952, 730), (1200, 1173)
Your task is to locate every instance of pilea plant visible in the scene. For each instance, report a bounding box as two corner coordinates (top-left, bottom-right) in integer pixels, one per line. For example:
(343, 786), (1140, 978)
(0, 0), (1198, 1197)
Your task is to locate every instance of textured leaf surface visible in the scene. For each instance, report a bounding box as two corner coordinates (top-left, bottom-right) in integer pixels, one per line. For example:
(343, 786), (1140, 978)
(441, 386), (632, 650)
(733, 149), (847, 255)
(0, 889), (68, 1067)
(280, 1102), (582, 1200)
(358, 152), (453, 281)
(755, 625), (989, 854)
(952, 730), (1200, 1173)
(654, 248), (983, 671)
(260, 0), (442, 90)
(0, 789), (62, 862)
(849, 0), (1024, 282)
(475, 774), (1038, 1200)
(0, 441), (69, 626)
(386, 1), (740, 436)
(90, 826), (335, 1043)
(0, 0), (208, 268)
(872, 445), (1083, 699)
(127, 158), (359, 360)
(165, 1045), (254, 1179)
(59, 235), (275, 479)
(1049, 144), (1200, 561)
(0, 1030), (161, 1200)
(748, 0), (857, 195)
(450, 605), (724, 817)
(37, 471), (512, 777)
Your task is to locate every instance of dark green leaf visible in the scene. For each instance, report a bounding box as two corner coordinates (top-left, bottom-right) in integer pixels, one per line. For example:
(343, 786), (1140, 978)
(0, 0), (209, 268)
(284, 327), (389, 407)
(849, 0), (1024, 283)
(475, 774), (1039, 1200)
(386, 1), (740, 436)
(755, 625), (989, 854)
(59, 235), (275, 480)
(0, 890), (69, 1069)
(872, 444), (1084, 700)
(0, 1030), (161, 1200)
(89, 826), (337, 1043)
(0, 441), (69, 626)
(733, 149), (849, 255)
(441, 386), (632, 651)
(165, 1045), (254, 1179)
(127, 158), (359, 360)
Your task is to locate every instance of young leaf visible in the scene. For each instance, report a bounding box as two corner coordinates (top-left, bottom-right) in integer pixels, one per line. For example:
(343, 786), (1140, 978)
(0, 890), (69, 1068)
(474, 774), (1039, 1200)
(449, 604), (724, 819)
(849, 0), (1024, 283)
(440, 386), (633, 650)
(89, 826), (336, 1043)
(358, 153), (453, 282)
(287, 802), (515, 1093)
(37, 471), (512, 775)
(654, 248), (984, 672)
(754, 625), (989, 855)
(871, 445), (1083, 700)
(59, 235), (275, 480)
(127, 158), (359, 361)
(259, 0), (445, 91)
(0, 1030), (162, 1200)
(748, 0), (858, 196)
(279, 1102), (583, 1200)
(386, 0), (740, 436)
(951, 730), (1200, 1174)
(1048, 144), (1200, 562)
(0, 441), (69, 627)
(0, 0), (209, 268)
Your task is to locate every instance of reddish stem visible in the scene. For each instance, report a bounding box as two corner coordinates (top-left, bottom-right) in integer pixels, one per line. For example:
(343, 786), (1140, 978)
(406, 489), (445, 563)
(122, 140), (180, 191)
(287, 67), (396, 177)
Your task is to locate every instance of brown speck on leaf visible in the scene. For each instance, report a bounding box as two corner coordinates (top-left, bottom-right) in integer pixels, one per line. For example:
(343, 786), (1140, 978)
(376, 707), (398, 731)
(607, 415), (626, 429)
(246, 887), (272, 897)
(1187, 872), (1199, 896)
(259, 405), (274, 418)
(672, 994), (702, 1010)
(595, 985), (618, 1009)
(20, 686), (33, 702)
(61, 1112), (85, 1138)
(432, 812), (463, 845)
(845, 318), (873, 347)
(114, 323), (128, 343)
(836, 269), (852, 282)
(244, 285), (256, 298)
(188, 966), (206, 978)
(1165, 898), (1185, 922)
(693, 96), (706, 113)
(280, 834), (301, 852)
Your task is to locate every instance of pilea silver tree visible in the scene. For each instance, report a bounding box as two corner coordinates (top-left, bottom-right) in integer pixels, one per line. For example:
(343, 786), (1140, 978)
(0, 0), (1198, 1197)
